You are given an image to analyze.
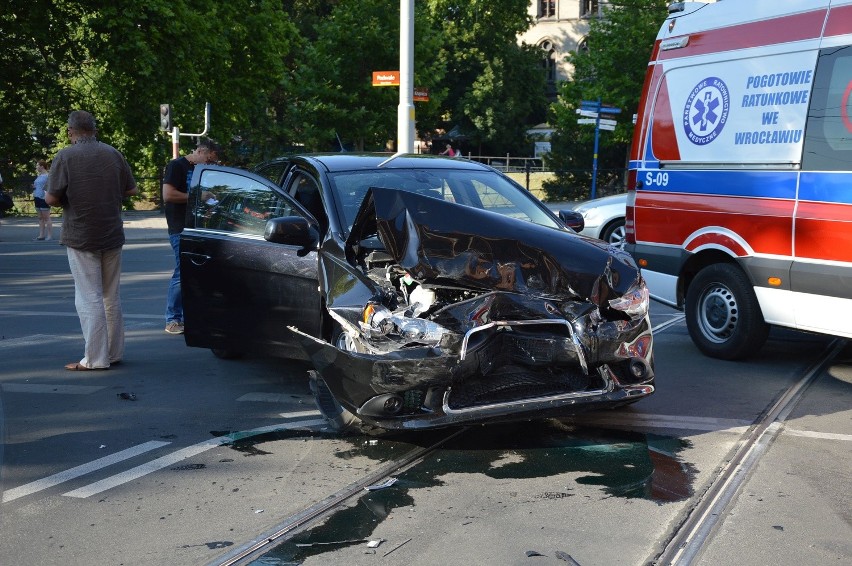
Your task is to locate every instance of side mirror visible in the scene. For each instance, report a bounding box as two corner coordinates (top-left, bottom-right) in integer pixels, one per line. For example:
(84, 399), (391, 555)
(558, 210), (585, 233)
(264, 216), (320, 252)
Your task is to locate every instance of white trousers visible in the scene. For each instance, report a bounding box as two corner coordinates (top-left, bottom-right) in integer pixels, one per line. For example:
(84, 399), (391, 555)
(66, 246), (125, 368)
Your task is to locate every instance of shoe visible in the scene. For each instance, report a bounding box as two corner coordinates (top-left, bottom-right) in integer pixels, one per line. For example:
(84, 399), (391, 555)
(34, 237), (45, 241)
(65, 362), (108, 371)
(164, 321), (185, 334)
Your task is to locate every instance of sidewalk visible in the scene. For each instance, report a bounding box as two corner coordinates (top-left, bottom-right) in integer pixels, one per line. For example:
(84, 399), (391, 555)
(0, 211), (168, 243)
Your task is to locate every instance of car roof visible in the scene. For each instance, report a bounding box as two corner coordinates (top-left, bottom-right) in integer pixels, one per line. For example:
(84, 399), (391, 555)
(270, 153), (494, 174)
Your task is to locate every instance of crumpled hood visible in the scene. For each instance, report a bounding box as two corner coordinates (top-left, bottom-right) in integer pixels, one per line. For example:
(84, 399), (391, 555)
(348, 186), (640, 304)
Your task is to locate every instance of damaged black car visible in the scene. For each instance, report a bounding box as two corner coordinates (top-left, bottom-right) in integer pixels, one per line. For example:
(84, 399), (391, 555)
(180, 154), (654, 433)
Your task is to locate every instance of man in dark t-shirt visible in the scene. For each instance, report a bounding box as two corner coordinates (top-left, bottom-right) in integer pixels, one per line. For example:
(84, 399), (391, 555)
(161, 139), (220, 334)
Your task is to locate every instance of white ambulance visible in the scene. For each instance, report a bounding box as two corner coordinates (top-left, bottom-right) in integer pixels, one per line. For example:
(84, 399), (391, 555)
(626, 0), (852, 359)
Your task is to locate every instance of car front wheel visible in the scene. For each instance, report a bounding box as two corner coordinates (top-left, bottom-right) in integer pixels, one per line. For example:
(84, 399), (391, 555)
(309, 326), (376, 435)
(211, 348), (245, 360)
(685, 263), (769, 360)
(601, 218), (626, 247)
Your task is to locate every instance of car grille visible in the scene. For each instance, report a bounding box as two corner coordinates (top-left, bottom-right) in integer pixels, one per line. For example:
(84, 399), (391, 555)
(446, 364), (595, 410)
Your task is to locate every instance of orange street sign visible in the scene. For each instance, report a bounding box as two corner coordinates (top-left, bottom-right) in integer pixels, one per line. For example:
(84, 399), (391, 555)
(372, 71), (400, 86)
(414, 87), (429, 102)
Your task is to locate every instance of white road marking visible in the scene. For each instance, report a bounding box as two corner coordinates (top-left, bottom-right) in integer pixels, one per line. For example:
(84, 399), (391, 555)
(574, 412), (752, 433)
(652, 314), (686, 333)
(238, 392), (299, 403)
(0, 310), (161, 320)
(2, 383), (108, 395)
(2, 441), (170, 503)
(784, 428), (852, 442)
(279, 410), (322, 419)
(63, 419), (326, 499)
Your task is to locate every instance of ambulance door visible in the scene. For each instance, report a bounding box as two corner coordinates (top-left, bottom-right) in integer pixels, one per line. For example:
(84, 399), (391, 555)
(794, 43), (852, 337)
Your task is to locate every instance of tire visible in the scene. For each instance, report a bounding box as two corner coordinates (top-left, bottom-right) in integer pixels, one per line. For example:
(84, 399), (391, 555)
(685, 263), (769, 360)
(309, 371), (363, 435)
(600, 218), (626, 247)
(211, 348), (245, 360)
(309, 326), (373, 435)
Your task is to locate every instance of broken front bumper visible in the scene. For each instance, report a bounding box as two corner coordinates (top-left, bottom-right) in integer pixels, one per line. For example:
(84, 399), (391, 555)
(293, 315), (655, 431)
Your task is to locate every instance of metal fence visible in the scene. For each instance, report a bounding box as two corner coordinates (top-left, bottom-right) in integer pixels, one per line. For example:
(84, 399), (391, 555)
(0, 158), (626, 216)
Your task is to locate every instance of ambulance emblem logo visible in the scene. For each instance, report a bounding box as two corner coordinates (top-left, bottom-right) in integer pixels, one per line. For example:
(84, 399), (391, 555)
(683, 77), (730, 145)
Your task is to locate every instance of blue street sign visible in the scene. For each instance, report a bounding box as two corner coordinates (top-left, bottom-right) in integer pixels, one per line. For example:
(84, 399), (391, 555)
(578, 99), (622, 200)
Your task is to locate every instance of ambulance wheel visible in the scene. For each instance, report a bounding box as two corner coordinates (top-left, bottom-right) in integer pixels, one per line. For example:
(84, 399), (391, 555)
(685, 263), (769, 360)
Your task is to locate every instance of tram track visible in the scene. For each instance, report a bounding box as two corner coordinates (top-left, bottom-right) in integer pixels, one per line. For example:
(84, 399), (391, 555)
(653, 338), (847, 565)
(210, 314), (690, 566)
(209, 427), (468, 566)
(209, 317), (843, 566)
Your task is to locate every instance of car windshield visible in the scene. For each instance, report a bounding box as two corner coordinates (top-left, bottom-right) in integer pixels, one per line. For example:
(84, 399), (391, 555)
(327, 168), (561, 234)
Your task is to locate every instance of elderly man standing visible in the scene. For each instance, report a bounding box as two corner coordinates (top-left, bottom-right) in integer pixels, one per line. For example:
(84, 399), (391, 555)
(46, 110), (138, 370)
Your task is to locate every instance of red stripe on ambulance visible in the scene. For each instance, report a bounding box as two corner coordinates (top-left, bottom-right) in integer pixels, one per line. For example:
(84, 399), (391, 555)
(633, 192), (794, 256)
(658, 10), (827, 61)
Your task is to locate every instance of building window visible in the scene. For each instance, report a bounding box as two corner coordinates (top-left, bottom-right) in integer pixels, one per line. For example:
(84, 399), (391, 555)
(581, 0), (602, 18)
(540, 40), (558, 97)
(539, 0), (556, 18)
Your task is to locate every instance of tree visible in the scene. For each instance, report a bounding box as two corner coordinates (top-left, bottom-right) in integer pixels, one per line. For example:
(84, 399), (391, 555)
(286, 0), (445, 152)
(544, 0), (668, 200)
(0, 0), (85, 185)
(425, 0), (546, 155)
(0, 0), (298, 197)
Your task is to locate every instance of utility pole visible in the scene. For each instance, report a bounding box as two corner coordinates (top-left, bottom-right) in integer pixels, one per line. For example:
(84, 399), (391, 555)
(397, 0), (415, 153)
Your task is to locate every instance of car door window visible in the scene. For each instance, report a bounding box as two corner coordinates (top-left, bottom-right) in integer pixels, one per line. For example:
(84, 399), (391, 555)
(286, 172), (328, 231)
(253, 160), (291, 185)
(193, 169), (299, 236)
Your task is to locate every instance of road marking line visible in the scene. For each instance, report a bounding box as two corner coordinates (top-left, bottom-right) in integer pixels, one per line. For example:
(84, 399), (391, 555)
(785, 428), (852, 442)
(575, 412), (752, 433)
(2, 383), (107, 395)
(279, 410), (322, 419)
(652, 314), (686, 333)
(3, 441), (170, 503)
(63, 419), (326, 499)
(0, 310), (161, 320)
(238, 392), (300, 403)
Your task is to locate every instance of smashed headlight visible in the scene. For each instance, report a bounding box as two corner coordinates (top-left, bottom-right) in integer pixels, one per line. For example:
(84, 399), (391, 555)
(608, 277), (650, 320)
(360, 302), (451, 345)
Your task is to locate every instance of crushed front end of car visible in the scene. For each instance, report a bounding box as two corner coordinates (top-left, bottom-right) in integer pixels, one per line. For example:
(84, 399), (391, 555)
(296, 187), (654, 432)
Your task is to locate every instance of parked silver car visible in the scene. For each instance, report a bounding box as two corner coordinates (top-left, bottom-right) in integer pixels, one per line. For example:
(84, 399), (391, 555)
(571, 193), (627, 247)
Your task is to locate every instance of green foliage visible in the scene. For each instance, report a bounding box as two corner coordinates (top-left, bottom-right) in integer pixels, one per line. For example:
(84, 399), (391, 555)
(287, 0), (445, 152)
(0, 0), (551, 203)
(544, 0), (668, 201)
(426, 0), (544, 154)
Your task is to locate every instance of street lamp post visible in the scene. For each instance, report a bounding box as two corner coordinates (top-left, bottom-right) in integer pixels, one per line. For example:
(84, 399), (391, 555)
(398, 0), (415, 153)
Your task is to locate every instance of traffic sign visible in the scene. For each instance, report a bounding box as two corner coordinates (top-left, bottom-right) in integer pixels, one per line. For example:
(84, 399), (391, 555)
(578, 118), (618, 127)
(576, 109), (599, 118)
(372, 71), (400, 86)
(598, 124), (616, 131)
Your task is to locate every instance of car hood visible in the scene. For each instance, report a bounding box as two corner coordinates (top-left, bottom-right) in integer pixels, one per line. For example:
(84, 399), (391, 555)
(347, 186), (640, 304)
(571, 193), (627, 212)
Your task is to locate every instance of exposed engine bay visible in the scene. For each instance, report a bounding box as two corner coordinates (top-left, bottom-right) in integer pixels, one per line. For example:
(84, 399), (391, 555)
(296, 187), (655, 431)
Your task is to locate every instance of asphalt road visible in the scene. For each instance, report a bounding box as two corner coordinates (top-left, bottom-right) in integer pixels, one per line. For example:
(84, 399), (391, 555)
(0, 213), (850, 566)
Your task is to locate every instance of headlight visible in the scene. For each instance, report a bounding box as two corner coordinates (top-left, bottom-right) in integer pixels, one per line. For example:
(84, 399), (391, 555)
(360, 302), (450, 344)
(608, 277), (650, 320)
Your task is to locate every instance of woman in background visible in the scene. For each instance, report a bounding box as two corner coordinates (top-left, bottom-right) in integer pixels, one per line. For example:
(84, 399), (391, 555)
(32, 159), (52, 240)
